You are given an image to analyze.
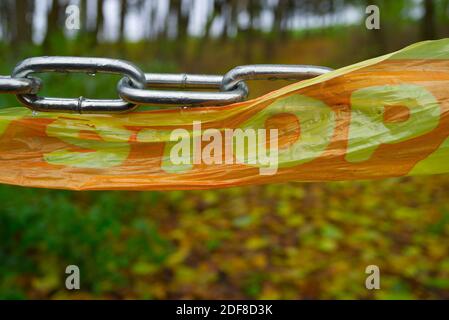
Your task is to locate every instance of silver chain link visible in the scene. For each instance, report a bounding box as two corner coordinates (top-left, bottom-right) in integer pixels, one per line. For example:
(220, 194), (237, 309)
(0, 56), (333, 114)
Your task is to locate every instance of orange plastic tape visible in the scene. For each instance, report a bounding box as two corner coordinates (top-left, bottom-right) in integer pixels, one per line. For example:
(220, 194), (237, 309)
(1, 39), (449, 190)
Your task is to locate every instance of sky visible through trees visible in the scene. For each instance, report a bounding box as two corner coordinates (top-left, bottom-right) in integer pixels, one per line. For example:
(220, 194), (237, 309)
(0, 0), (446, 45)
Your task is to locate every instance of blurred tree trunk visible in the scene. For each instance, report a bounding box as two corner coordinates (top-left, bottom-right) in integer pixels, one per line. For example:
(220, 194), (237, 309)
(422, 0), (436, 40)
(119, 0), (127, 42)
(14, 0), (33, 46)
(80, 0), (101, 45)
(272, 0), (283, 39)
(220, 1), (231, 42)
(0, 0), (12, 43)
(80, 0), (87, 31)
(167, 0), (189, 64)
(205, 0), (221, 38)
(243, 0), (260, 63)
(94, 0), (104, 42)
(265, 0), (292, 61)
(443, 0), (449, 34)
(176, 0), (189, 40)
(146, 0), (159, 40)
(43, 0), (62, 49)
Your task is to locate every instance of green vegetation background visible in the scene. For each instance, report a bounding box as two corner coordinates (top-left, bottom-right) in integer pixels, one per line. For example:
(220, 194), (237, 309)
(2, 1), (449, 299)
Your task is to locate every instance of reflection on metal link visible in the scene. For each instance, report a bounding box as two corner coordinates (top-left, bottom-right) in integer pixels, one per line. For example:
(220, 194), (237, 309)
(117, 73), (248, 106)
(143, 73), (224, 89)
(221, 64), (334, 92)
(0, 56), (334, 113)
(0, 76), (41, 94)
(12, 56), (146, 113)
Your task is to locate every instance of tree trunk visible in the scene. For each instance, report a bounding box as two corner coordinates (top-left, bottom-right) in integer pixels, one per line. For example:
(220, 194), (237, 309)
(422, 0), (436, 40)
(0, 0), (11, 43)
(119, 0), (127, 42)
(43, 0), (61, 49)
(14, 0), (32, 45)
(94, 0), (104, 43)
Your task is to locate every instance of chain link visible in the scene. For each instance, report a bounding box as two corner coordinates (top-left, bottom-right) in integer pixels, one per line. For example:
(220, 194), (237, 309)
(117, 73), (249, 106)
(0, 56), (333, 114)
(220, 64), (334, 92)
(12, 57), (146, 113)
(0, 76), (41, 94)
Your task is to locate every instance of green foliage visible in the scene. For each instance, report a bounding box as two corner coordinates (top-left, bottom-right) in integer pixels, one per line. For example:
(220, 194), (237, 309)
(0, 188), (172, 298)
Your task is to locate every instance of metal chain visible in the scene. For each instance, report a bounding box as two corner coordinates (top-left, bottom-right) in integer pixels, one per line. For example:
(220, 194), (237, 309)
(0, 56), (333, 114)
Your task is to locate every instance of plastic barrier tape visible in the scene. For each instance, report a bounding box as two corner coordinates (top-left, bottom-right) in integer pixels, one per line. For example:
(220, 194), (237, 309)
(1, 39), (449, 190)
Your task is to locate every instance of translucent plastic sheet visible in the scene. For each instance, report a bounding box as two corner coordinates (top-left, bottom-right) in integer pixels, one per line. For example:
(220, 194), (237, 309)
(1, 39), (449, 190)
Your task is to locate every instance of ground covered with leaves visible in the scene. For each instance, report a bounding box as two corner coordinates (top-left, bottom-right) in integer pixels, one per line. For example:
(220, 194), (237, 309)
(2, 175), (449, 299)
